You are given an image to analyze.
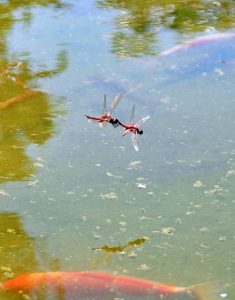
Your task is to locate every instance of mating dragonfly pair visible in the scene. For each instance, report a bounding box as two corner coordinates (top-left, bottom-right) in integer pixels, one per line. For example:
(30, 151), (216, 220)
(85, 94), (150, 151)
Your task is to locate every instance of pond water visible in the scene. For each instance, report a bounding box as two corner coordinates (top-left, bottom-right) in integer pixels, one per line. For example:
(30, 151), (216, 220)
(0, 0), (235, 299)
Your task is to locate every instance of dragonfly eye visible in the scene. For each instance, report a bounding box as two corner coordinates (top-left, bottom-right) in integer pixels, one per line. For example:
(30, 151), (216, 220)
(138, 129), (143, 135)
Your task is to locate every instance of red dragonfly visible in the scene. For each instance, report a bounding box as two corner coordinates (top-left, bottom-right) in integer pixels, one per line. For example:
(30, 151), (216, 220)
(85, 94), (122, 128)
(119, 104), (150, 151)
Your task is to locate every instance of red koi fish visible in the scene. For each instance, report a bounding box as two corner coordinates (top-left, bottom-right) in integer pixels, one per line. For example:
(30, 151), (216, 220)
(159, 32), (235, 57)
(0, 271), (218, 300)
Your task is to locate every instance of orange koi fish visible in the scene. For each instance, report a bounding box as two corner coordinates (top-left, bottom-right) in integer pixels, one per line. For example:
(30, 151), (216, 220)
(0, 271), (219, 300)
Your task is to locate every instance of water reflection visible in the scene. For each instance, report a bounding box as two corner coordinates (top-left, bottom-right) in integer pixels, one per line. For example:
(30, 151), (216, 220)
(0, 212), (41, 278)
(0, 212), (61, 300)
(97, 0), (235, 57)
(0, 0), (68, 183)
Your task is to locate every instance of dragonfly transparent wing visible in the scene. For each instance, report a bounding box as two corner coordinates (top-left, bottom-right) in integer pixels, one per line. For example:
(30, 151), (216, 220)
(122, 128), (130, 136)
(135, 116), (150, 128)
(131, 132), (139, 151)
(101, 94), (107, 116)
(99, 94), (108, 128)
(129, 104), (135, 125)
(110, 94), (122, 116)
(99, 121), (107, 128)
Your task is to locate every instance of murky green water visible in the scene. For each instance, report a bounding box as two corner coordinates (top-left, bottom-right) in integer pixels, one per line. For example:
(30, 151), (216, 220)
(0, 0), (235, 299)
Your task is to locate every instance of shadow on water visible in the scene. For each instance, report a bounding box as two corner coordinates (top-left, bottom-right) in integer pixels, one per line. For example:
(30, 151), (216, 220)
(0, 0), (68, 183)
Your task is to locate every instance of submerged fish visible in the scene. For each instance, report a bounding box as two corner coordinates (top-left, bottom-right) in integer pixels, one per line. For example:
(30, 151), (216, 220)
(85, 77), (128, 95)
(159, 31), (235, 57)
(0, 271), (219, 300)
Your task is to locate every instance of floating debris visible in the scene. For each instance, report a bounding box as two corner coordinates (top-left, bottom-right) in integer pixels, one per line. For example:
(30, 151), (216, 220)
(106, 172), (121, 179)
(67, 191), (75, 195)
(226, 169), (235, 177)
(137, 177), (145, 181)
(127, 251), (137, 259)
(92, 236), (149, 256)
(160, 227), (175, 236)
(36, 157), (45, 162)
(136, 182), (147, 189)
(99, 192), (118, 200)
(193, 180), (204, 188)
(81, 216), (87, 222)
(199, 243), (209, 249)
(185, 211), (195, 216)
(214, 68), (224, 76)
(92, 244), (125, 254)
(127, 160), (141, 170)
(218, 236), (227, 241)
(93, 234), (102, 240)
(176, 218), (182, 224)
(28, 179), (39, 187)
(138, 264), (150, 270)
(220, 293), (228, 298)
(194, 204), (202, 208)
(199, 227), (209, 232)
(7, 228), (16, 234)
(0, 190), (9, 196)
(139, 215), (148, 220)
(0, 266), (14, 278)
(33, 162), (45, 168)
(204, 185), (225, 196)
(126, 237), (148, 248)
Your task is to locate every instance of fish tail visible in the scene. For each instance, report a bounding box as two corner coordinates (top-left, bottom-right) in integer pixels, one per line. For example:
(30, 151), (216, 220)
(188, 282), (221, 300)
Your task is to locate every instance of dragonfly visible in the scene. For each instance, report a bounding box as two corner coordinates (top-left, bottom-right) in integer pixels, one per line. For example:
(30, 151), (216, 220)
(85, 94), (122, 128)
(119, 104), (150, 151)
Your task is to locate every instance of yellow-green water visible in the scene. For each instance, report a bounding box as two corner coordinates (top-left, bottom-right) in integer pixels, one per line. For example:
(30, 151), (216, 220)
(0, 0), (235, 299)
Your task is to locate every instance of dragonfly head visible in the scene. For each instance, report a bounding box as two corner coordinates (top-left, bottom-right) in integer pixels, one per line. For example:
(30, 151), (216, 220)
(138, 129), (143, 135)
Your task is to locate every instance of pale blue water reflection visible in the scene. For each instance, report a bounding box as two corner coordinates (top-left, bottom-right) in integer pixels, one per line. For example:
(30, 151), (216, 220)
(0, 0), (235, 299)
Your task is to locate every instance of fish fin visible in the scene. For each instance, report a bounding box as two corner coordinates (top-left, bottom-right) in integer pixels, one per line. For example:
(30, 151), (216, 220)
(188, 281), (221, 300)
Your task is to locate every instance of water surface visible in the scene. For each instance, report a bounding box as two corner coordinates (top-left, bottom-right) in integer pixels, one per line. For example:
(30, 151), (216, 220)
(0, 0), (235, 299)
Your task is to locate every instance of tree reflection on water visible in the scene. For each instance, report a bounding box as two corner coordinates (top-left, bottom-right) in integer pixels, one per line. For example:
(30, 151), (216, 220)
(0, 212), (61, 300)
(0, 0), (68, 183)
(97, 0), (235, 57)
